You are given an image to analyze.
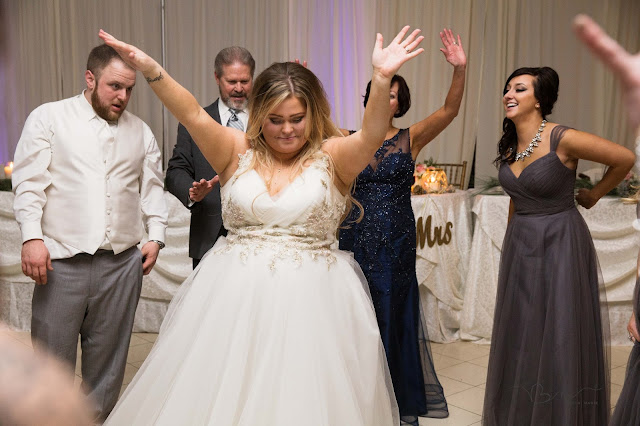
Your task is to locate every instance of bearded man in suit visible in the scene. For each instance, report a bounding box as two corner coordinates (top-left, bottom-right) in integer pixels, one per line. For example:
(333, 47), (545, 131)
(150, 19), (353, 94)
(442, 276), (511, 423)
(165, 46), (255, 268)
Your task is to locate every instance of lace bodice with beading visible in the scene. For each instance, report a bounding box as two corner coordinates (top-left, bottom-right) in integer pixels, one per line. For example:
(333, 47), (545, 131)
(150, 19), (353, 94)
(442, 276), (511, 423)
(216, 149), (347, 269)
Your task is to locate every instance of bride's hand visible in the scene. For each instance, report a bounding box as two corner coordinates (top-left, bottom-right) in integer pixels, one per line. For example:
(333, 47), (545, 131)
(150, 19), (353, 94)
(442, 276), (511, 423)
(372, 26), (424, 79)
(98, 29), (160, 75)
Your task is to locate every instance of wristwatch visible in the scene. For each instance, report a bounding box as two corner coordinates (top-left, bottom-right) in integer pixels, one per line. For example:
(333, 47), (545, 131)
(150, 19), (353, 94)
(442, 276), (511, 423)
(149, 239), (165, 250)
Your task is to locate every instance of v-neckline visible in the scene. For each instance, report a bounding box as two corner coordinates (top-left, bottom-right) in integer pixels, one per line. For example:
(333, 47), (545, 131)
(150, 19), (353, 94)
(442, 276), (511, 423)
(252, 166), (312, 200)
(507, 151), (555, 179)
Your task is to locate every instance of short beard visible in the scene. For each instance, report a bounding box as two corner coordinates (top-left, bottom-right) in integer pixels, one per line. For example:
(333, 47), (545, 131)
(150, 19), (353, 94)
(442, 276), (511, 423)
(91, 88), (122, 122)
(221, 94), (248, 111)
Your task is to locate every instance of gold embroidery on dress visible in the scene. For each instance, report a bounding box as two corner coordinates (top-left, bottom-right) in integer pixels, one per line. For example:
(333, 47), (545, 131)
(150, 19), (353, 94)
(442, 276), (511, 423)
(216, 149), (346, 271)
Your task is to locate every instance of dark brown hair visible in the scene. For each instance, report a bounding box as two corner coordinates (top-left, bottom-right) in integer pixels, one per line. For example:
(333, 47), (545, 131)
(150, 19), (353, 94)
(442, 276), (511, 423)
(495, 67), (559, 166)
(363, 74), (411, 118)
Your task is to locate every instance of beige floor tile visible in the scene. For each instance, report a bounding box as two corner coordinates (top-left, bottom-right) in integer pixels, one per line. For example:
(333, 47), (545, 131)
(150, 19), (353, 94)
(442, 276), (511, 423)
(122, 363), (139, 385)
(446, 386), (486, 416)
(430, 342), (447, 354)
(440, 375), (474, 397)
(611, 348), (632, 369)
(119, 383), (128, 398)
(612, 345), (632, 358)
(74, 374), (82, 389)
(136, 332), (158, 343)
(130, 360), (145, 369)
(436, 342), (490, 362)
(438, 362), (488, 386)
(128, 334), (149, 347)
(611, 382), (623, 408)
(433, 352), (465, 370)
(610, 365), (628, 387)
(6, 330), (32, 347)
(467, 354), (490, 368)
(126, 342), (155, 364)
(418, 405), (481, 425)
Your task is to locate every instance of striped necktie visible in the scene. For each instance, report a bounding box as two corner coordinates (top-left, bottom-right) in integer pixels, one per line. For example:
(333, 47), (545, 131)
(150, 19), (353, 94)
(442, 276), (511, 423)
(226, 109), (244, 131)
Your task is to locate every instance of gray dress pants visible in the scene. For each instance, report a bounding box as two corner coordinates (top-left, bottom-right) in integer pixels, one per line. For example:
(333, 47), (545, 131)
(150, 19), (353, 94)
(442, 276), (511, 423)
(31, 246), (143, 422)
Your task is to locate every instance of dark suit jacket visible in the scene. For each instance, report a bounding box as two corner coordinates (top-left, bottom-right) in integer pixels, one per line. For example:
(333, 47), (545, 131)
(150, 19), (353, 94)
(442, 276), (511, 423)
(165, 100), (227, 260)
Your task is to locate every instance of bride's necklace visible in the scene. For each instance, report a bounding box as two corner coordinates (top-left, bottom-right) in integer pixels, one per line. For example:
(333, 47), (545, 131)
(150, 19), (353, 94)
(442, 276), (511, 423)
(273, 158), (295, 177)
(275, 161), (288, 174)
(514, 119), (547, 162)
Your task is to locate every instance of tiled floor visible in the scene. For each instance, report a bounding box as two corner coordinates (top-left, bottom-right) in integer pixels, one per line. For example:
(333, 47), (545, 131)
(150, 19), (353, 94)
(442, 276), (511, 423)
(1, 329), (632, 426)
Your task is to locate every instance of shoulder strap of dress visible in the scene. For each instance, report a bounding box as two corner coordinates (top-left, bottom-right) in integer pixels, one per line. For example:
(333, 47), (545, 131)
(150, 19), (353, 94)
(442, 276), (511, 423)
(549, 125), (572, 152)
(397, 128), (411, 150)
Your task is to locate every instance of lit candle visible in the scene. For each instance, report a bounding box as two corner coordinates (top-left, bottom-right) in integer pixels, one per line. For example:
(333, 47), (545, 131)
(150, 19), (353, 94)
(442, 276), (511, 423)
(4, 161), (13, 179)
(428, 174), (440, 192)
(422, 172), (440, 193)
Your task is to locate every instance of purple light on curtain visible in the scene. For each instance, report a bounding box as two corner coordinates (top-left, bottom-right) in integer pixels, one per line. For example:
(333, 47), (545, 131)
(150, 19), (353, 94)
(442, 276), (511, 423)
(298, 0), (361, 129)
(0, 0), (8, 164)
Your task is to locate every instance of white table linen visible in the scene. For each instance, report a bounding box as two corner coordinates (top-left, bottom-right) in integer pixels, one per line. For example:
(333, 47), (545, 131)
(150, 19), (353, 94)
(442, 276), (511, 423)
(411, 191), (473, 342)
(460, 194), (639, 345)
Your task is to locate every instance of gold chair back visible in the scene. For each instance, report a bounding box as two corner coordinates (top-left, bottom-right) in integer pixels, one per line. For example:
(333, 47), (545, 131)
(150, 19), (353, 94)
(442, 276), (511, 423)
(433, 161), (467, 190)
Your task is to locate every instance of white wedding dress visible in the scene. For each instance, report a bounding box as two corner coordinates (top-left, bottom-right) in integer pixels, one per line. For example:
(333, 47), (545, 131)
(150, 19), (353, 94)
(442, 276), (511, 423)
(105, 150), (399, 425)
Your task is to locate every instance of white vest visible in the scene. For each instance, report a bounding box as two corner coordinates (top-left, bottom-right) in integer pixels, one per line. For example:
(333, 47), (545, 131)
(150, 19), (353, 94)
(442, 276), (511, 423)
(13, 94), (165, 255)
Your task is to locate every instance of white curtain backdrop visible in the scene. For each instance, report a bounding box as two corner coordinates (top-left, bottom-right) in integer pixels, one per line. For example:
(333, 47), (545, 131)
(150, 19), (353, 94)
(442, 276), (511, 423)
(1, 0), (638, 186)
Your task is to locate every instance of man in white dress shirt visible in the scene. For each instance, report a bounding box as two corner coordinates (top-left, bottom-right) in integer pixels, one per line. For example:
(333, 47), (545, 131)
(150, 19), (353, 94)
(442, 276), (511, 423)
(11, 44), (168, 422)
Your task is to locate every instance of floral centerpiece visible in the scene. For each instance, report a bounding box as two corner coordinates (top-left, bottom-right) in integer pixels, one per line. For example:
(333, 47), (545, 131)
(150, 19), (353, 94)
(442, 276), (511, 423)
(411, 158), (454, 195)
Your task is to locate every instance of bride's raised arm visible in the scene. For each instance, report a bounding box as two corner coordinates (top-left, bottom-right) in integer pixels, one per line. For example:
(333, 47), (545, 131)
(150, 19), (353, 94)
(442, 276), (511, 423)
(99, 30), (242, 178)
(325, 26), (424, 187)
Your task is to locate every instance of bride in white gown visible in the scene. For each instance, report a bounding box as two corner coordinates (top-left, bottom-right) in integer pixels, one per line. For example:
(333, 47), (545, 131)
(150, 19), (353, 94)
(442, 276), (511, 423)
(99, 26), (424, 425)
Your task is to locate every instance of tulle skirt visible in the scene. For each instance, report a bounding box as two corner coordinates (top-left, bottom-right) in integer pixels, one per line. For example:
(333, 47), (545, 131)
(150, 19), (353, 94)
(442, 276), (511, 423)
(610, 277), (640, 425)
(105, 237), (399, 425)
(482, 209), (610, 425)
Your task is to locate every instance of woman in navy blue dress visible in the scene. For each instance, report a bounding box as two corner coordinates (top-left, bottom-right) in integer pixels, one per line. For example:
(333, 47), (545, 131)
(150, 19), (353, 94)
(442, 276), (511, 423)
(339, 28), (466, 424)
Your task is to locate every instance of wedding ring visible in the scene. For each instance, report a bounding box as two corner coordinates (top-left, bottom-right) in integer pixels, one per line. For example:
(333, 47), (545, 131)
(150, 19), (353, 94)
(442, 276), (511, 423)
(405, 48), (411, 53)
(453, 42), (458, 46)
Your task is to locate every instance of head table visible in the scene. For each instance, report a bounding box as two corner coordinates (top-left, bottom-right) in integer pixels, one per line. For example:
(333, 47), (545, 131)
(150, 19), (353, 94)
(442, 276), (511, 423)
(0, 190), (637, 344)
(460, 194), (639, 345)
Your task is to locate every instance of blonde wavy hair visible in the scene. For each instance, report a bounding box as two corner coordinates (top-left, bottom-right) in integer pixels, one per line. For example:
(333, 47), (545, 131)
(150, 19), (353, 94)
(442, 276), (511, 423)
(245, 62), (362, 222)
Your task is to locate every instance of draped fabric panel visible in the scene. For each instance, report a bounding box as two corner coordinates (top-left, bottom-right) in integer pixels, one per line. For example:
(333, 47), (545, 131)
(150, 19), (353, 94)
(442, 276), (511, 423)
(1, 0), (638, 183)
(471, 0), (640, 183)
(0, 0), (164, 166)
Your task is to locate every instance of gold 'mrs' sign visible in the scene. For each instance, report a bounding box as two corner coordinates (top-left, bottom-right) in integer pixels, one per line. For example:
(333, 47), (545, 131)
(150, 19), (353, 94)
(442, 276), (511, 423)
(416, 215), (453, 249)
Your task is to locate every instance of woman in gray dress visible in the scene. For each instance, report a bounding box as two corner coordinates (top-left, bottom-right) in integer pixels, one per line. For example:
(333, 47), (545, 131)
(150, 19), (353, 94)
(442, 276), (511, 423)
(481, 65), (634, 426)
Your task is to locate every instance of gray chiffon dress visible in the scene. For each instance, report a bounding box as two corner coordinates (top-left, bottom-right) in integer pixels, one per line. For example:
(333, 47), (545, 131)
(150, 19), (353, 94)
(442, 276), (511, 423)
(610, 203), (640, 425)
(482, 125), (610, 425)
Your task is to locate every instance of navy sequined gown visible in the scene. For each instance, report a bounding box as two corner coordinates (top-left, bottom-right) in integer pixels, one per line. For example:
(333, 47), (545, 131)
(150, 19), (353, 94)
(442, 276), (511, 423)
(339, 129), (448, 423)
